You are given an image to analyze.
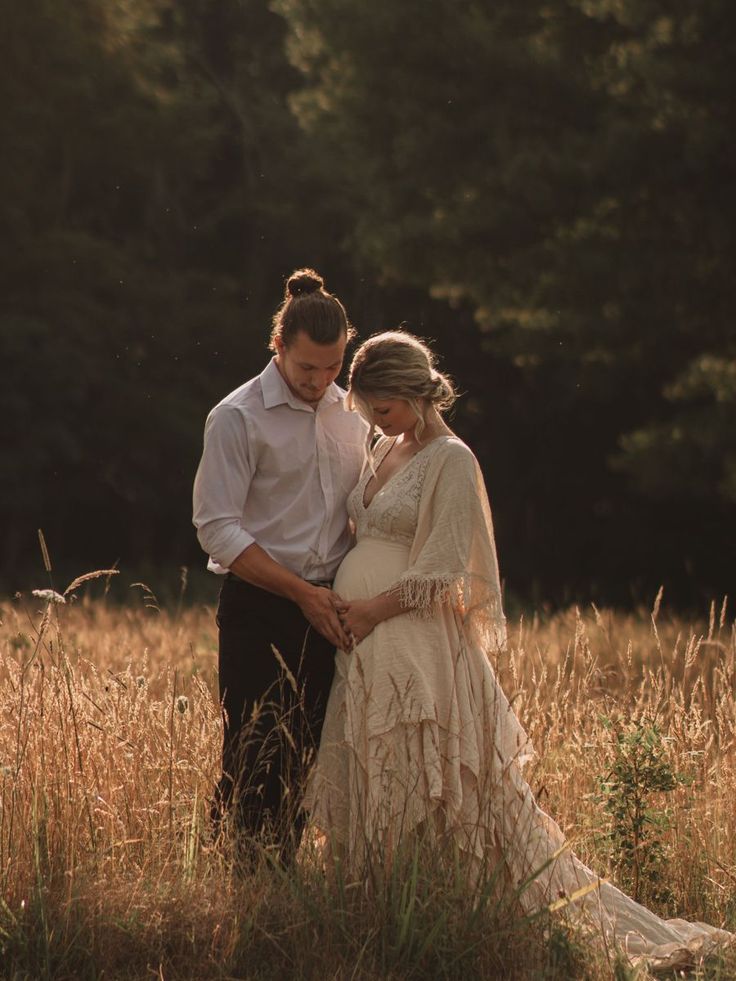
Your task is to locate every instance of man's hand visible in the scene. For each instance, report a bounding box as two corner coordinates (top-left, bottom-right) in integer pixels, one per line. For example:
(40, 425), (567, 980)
(228, 544), (352, 649)
(297, 584), (352, 650)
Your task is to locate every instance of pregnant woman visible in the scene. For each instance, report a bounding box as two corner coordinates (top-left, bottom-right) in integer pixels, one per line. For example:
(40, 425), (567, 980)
(304, 330), (733, 970)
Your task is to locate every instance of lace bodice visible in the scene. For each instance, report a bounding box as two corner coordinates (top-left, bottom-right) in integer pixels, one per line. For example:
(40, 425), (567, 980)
(348, 437), (451, 546)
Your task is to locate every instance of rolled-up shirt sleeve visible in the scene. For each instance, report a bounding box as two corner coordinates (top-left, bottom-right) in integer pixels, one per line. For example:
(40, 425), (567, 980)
(192, 404), (256, 568)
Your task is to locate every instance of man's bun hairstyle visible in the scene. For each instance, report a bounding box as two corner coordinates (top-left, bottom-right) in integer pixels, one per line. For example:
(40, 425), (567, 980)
(285, 269), (323, 297)
(271, 267), (355, 350)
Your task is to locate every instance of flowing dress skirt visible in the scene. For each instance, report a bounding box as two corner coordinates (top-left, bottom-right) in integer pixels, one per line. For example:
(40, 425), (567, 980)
(305, 535), (733, 970)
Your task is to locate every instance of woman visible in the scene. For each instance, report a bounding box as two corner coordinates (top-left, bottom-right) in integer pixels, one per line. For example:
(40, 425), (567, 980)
(304, 330), (733, 969)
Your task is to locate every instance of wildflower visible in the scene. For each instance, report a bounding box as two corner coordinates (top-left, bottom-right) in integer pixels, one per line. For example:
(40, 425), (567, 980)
(31, 589), (66, 605)
(176, 695), (189, 714)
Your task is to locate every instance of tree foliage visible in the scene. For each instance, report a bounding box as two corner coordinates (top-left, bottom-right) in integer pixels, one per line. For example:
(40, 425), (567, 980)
(275, 0), (736, 600)
(1, 0), (350, 587)
(2, 0), (734, 601)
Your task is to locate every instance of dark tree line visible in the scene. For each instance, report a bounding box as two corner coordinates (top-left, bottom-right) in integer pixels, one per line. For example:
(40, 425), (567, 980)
(2, 0), (734, 606)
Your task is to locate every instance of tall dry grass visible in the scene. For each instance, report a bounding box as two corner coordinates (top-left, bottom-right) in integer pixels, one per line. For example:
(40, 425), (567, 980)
(0, 581), (735, 979)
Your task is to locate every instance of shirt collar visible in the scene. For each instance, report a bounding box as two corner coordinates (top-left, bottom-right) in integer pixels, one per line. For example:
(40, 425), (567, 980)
(260, 357), (345, 412)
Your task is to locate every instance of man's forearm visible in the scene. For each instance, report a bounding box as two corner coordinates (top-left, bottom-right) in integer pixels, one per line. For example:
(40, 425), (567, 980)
(229, 543), (312, 606)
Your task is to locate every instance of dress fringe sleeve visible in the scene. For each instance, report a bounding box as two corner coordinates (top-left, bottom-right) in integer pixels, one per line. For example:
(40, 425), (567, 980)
(393, 439), (507, 653)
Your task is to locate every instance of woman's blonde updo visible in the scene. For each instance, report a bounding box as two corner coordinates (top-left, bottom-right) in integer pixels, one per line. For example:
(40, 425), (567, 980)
(348, 330), (456, 444)
(269, 268), (356, 350)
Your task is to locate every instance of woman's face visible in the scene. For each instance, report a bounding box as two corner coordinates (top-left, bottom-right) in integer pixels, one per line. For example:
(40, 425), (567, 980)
(365, 397), (420, 437)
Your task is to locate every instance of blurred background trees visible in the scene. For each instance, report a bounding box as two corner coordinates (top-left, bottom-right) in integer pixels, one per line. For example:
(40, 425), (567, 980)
(2, 0), (734, 606)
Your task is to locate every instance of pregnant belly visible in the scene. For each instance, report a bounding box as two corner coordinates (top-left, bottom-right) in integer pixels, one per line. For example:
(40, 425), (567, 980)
(334, 537), (410, 601)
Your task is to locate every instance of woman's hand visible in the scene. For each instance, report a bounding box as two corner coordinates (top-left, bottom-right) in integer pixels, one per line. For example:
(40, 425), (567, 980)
(336, 590), (408, 650)
(336, 598), (381, 649)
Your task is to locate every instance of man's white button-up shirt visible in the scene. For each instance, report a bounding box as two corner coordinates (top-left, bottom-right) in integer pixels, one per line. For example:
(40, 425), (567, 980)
(192, 359), (367, 580)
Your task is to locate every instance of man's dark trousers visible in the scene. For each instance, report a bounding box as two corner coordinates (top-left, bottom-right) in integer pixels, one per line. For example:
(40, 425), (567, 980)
(214, 574), (336, 857)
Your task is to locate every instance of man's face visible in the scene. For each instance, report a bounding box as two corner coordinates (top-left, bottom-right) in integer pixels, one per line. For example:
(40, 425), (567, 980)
(274, 330), (347, 405)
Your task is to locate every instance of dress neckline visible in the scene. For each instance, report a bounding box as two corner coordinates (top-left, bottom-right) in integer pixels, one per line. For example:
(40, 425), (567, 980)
(361, 435), (451, 510)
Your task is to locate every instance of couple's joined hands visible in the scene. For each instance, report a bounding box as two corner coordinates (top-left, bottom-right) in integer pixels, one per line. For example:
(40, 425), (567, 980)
(298, 585), (350, 648)
(298, 584), (379, 650)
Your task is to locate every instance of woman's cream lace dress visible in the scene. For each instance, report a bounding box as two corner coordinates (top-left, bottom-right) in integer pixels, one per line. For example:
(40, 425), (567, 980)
(304, 436), (732, 970)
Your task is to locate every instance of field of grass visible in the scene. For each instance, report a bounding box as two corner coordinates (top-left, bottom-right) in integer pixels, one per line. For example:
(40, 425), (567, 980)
(1, 576), (735, 980)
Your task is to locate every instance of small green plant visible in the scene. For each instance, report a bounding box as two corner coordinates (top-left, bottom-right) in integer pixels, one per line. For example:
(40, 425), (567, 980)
(543, 920), (591, 979)
(595, 716), (686, 906)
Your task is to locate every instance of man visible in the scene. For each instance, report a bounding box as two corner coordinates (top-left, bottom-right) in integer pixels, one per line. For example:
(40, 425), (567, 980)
(192, 268), (367, 856)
